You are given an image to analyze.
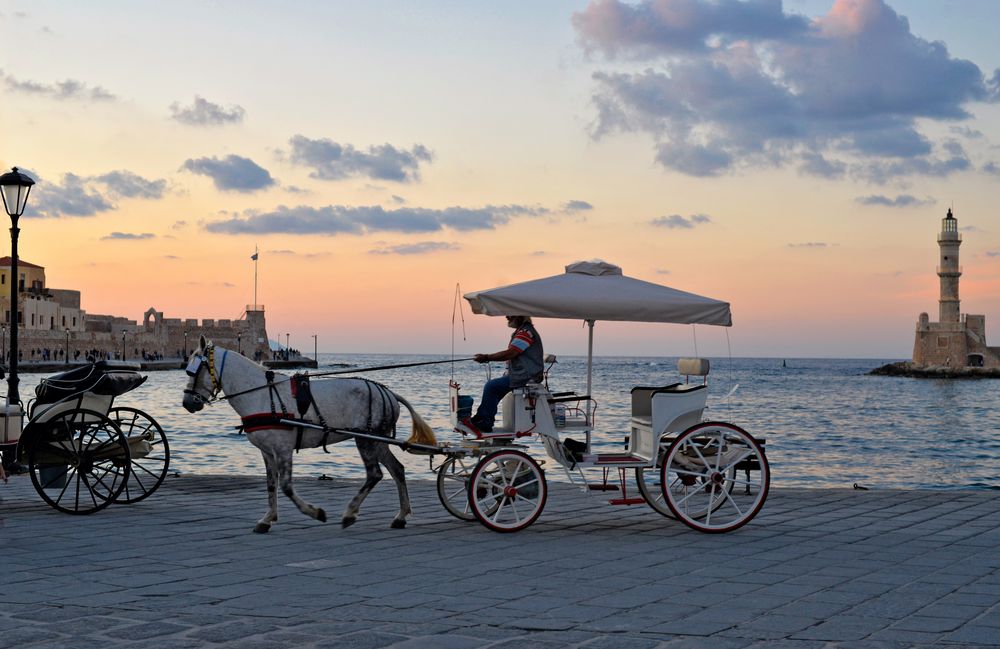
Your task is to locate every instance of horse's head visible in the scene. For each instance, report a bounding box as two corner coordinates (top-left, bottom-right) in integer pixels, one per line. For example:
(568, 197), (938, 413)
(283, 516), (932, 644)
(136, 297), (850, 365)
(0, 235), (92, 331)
(182, 335), (219, 413)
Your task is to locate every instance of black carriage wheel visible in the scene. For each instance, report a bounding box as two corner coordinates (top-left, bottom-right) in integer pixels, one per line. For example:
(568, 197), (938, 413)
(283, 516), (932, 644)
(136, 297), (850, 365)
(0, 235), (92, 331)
(25, 408), (130, 515)
(108, 406), (170, 504)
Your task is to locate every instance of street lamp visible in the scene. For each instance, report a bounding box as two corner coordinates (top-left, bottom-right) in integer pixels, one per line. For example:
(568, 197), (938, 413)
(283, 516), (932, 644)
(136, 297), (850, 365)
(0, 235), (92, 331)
(312, 334), (317, 362)
(285, 332), (290, 358)
(64, 327), (69, 365)
(0, 167), (35, 406)
(1, 324), (6, 363)
(183, 330), (188, 358)
(121, 331), (126, 361)
(237, 332), (242, 354)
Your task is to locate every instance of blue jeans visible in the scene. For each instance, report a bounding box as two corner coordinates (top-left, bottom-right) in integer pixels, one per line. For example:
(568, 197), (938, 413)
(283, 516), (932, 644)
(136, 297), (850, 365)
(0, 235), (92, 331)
(474, 376), (511, 429)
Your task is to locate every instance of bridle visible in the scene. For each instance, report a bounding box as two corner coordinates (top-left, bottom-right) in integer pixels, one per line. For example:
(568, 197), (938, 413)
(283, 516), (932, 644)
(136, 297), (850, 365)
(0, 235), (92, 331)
(184, 344), (226, 406)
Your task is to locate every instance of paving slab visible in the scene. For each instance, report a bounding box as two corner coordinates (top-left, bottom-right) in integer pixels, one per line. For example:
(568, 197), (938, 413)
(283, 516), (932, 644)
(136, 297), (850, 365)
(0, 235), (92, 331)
(2, 475), (1000, 648)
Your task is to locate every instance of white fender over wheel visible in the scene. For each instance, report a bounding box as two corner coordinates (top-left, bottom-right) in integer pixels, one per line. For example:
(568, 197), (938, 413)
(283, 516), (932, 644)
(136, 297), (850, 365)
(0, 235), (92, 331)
(661, 421), (768, 533)
(468, 450), (547, 532)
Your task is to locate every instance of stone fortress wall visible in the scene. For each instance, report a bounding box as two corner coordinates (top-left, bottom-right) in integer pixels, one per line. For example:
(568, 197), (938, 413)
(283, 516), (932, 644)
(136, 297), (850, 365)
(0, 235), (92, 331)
(10, 306), (270, 362)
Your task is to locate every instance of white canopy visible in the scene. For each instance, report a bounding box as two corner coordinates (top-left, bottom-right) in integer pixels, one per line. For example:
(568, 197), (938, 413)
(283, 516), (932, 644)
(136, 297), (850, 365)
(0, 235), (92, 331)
(464, 260), (732, 326)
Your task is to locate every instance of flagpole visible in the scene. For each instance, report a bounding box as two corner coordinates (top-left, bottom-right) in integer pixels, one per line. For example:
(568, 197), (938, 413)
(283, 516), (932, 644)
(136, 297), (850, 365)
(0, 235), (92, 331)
(253, 245), (258, 310)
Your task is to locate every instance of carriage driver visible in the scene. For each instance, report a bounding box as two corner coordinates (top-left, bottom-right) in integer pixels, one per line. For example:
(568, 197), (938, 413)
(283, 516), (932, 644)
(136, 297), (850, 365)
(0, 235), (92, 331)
(459, 315), (544, 434)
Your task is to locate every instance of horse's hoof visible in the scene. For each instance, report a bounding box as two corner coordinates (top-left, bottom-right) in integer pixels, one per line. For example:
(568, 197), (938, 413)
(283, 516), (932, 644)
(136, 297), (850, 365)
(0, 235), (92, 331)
(316, 508), (327, 523)
(391, 519), (407, 529)
(341, 516), (356, 529)
(253, 523), (270, 534)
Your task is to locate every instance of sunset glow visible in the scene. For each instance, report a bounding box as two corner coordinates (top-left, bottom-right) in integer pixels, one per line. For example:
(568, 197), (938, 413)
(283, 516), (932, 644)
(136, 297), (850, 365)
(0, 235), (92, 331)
(3, 0), (999, 358)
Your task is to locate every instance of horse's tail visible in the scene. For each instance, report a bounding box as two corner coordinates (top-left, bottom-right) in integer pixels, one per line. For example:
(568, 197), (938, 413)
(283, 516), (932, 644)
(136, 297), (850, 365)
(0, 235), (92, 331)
(393, 392), (437, 447)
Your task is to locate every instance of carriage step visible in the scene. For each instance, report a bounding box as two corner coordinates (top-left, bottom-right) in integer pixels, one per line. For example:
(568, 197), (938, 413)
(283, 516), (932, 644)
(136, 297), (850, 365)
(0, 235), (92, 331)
(735, 460), (761, 471)
(588, 484), (621, 492)
(609, 497), (646, 506)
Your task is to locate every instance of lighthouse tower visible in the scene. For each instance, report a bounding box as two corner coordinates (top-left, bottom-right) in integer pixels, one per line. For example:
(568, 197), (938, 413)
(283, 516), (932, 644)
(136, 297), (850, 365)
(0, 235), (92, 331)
(937, 208), (961, 323)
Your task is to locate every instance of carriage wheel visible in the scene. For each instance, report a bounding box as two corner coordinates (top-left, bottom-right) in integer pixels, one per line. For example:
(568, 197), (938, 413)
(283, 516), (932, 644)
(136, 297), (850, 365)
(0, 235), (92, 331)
(436, 456), (478, 521)
(468, 450), (546, 533)
(637, 445), (736, 520)
(108, 407), (170, 504)
(661, 422), (769, 533)
(25, 408), (130, 515)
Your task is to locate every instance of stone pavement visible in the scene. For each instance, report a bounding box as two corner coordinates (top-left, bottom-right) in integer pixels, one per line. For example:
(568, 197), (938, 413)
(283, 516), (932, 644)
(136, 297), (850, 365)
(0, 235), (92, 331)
(1, 475), (999, 648)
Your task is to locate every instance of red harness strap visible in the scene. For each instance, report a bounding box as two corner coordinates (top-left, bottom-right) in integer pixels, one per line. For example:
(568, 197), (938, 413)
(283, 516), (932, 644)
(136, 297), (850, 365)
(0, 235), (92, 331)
(241, 412), (297, 433)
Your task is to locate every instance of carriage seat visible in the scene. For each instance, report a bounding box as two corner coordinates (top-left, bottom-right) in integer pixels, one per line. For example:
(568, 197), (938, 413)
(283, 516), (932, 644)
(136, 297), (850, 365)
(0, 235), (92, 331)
(35, 362), (147, 406)
(629, 358), (710, 436)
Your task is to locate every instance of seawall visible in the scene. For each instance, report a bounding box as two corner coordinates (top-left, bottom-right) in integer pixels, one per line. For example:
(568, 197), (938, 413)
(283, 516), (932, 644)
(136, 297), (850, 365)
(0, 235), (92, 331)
(869, 360), (1000, 378)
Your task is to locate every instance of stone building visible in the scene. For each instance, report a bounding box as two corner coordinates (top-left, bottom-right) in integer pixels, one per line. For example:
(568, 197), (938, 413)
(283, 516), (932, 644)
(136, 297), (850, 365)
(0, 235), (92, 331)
(0, 258), (270, 362)
(912, 209), (1000, 368)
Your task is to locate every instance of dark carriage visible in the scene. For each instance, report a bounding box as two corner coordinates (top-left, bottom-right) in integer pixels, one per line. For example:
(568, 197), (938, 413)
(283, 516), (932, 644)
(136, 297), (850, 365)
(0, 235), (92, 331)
(9, 361), (169, 514)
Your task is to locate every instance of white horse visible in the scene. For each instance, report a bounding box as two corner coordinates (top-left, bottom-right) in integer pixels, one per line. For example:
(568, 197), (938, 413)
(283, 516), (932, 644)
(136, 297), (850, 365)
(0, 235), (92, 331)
(181, 336), (436, 532)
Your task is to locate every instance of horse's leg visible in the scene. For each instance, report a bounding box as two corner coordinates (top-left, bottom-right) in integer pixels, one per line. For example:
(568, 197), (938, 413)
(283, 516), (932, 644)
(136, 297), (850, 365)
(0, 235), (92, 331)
(253, 449), (280, 534)
(273, 440), (327, 524)
(378, 446), (411, 529)
(342, 439), (383, 528)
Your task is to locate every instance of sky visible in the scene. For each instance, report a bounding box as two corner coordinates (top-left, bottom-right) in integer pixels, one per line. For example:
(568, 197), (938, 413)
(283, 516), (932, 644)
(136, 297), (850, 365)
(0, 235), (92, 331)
(2, 0), (999, 359)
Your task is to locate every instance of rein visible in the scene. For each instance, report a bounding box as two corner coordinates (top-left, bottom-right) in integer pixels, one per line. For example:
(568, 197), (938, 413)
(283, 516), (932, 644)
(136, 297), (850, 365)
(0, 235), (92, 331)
(188, 352), (479, 406)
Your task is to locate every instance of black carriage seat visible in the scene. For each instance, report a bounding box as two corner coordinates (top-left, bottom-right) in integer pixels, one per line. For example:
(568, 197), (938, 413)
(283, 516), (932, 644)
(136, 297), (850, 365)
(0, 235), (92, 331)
(34, 361), (147, 406)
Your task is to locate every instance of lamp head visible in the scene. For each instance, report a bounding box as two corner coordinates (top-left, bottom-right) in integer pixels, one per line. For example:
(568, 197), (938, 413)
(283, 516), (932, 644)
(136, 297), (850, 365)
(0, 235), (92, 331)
(0, 167), (36, 219)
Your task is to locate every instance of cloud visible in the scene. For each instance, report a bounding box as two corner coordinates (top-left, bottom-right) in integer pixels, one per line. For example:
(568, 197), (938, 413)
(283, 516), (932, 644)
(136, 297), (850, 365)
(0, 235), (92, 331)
(25, 170), (168, 218)
(0, 69), (114, 101)
(181, 155), (275, 192)
(574, 0), (992, 181)
(265, 249), (332, 259)
(28, 173), (115, 218)
(982, 162), (1000, 176)
(27, 171), (168, 218)
(287, 135), (433, 182)
(855, 194), (933, 207)
(650, 213), (711, 229)
(563, 200), (594, 212)
(391, 195), (407, 204)
(204, 203), (548, 235)
(986, 251), (1000, 257)
(655, 268), (670, 274)
(788, 242), (829, 248)
(369, 241), (459, 255)
(92, 171), (167, 199)
(169, 96), (246, 126)
(101, 232), (155, 240)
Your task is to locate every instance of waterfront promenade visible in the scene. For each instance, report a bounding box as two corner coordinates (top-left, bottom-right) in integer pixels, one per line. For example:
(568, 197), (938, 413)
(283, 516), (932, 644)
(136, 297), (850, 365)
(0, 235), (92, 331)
(1, 476), (999, 648)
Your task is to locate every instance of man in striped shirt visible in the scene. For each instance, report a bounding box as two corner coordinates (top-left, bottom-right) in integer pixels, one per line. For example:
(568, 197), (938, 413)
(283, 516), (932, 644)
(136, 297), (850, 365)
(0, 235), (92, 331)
(461, 315), (544, 434)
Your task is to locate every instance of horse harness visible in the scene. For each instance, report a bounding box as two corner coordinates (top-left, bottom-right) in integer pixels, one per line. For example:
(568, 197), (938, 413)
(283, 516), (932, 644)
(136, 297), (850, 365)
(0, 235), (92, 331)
(188, 345), (398, 452)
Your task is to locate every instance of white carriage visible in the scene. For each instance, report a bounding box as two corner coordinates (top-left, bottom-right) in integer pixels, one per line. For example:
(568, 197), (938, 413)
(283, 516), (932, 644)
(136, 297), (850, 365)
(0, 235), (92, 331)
(434, 261), (769, 533)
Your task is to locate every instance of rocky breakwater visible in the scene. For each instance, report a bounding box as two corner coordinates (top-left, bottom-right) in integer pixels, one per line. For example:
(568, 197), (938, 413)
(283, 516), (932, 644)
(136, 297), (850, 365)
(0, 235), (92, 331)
(869, 361), (1000, 378)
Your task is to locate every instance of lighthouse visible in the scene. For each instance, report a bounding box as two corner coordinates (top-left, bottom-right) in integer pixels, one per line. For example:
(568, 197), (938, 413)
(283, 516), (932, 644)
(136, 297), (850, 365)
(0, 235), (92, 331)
(911, 208), (999, 369)
(937, 208), (961, 323)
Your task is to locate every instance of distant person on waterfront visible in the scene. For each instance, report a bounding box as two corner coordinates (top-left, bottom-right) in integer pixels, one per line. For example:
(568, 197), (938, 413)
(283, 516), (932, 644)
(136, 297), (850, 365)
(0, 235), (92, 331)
(459, 315), (543, 433)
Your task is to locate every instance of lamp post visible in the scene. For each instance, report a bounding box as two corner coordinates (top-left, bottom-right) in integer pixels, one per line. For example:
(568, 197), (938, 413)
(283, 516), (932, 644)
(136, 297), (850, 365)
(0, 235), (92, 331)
(183, 330), (188, 358)
(121, 331), (126, 361)
(64, 327), (69, 365)
(285, 332), (290, 358)
(237, 332), (242, 354)
(1, 324), (6, 363)
(0, 167), (35, 406)
(312, 334), (317, 362)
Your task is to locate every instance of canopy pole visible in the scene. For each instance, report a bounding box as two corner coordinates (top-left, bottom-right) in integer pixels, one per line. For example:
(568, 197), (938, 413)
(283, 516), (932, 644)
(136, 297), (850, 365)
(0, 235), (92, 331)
(586, 319), (595, 453)
(586, 318), (594, 402)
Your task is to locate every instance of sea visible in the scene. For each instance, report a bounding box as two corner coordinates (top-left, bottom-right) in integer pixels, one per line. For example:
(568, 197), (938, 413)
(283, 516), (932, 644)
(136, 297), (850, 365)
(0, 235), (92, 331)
(17, 354), (1000, 489)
